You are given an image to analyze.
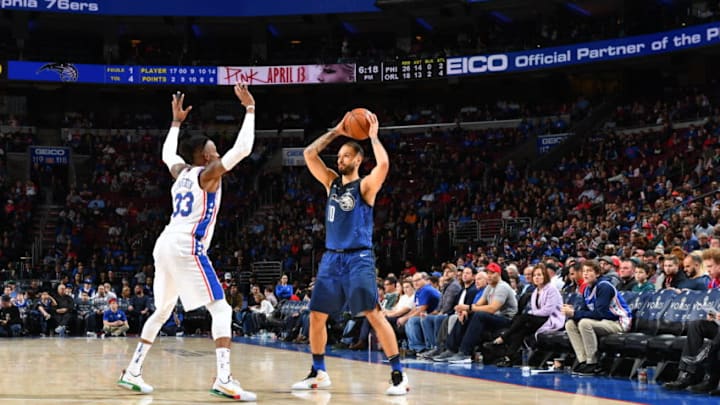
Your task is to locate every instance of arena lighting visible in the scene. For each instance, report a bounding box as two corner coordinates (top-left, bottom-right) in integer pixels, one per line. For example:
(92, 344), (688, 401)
(415, 17), (433, 31)
(489, 11), (511, 24)
(565, 2), (591, 16)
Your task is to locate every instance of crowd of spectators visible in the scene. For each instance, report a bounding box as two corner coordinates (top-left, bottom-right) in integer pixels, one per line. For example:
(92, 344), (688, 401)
(0, 116), (37, 280)
(611, 93), (713, 128)
(6, 90), (718, 289)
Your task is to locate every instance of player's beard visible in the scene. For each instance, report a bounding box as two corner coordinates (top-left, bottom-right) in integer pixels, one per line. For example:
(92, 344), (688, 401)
(338, 162), (355, 176)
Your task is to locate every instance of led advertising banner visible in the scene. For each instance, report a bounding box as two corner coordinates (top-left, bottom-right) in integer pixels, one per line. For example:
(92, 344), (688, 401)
(216, 64), (356, 85)
(0, 0), (379, 17)
(29, 146), (70, 165)
(537, 133), (571, 155)
(9, 22), (720, 87)
(446, 22), (720, 77)
(8, 61), (356, 86)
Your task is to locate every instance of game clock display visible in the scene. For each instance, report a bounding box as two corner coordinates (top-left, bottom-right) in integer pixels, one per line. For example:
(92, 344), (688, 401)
(356, 57), (445, 82)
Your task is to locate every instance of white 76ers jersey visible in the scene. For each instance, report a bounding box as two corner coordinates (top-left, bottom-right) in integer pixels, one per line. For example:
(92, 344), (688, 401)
(163, 166), (222, 251)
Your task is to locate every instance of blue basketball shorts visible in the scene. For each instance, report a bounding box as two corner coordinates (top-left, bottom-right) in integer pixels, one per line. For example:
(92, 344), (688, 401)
(308, 250), (378, 316)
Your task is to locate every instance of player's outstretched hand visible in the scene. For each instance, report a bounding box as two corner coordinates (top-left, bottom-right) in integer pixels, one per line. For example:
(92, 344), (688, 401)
(171, 91), (192, 123)
(234, 82), (255, 108)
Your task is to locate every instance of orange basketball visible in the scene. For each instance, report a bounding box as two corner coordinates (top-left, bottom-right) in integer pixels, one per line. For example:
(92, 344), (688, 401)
(343, 108), (372, 140)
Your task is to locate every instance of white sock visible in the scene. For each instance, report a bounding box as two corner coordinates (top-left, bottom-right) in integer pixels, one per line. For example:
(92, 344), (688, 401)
(216, 348), (231, 382)
(127, 342), (151, 376)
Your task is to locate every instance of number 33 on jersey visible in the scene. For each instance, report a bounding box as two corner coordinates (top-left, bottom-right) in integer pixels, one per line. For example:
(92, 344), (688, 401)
(166, 166), (222, 245)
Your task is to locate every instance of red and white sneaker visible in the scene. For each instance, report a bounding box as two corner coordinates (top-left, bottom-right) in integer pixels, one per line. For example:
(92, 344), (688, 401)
(210, 376), (257, 402)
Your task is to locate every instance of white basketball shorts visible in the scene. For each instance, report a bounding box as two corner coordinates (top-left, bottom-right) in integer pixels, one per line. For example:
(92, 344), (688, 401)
(152, 231), (225, 311)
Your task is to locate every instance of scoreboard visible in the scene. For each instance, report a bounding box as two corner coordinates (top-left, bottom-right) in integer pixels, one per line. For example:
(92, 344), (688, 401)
(356, 57), (445, 82)
(5, 58), (448, 86)
(8, 61), (217, 85)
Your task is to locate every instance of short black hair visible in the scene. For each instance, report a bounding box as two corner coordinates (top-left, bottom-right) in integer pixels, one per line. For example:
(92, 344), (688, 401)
(179, 134), (211, 163)
(344, 141), (364, 158)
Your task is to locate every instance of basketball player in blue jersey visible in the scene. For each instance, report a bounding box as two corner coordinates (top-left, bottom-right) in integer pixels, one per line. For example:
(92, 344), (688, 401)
(117, 83), (257, 401)
(291, 112), (409, 395)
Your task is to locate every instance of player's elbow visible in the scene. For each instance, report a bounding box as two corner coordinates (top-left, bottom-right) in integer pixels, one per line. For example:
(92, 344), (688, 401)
(376, 160), (390, 172)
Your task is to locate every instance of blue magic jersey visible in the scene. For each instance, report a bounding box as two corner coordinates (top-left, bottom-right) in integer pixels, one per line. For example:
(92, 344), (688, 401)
(325, 178), (373, 250)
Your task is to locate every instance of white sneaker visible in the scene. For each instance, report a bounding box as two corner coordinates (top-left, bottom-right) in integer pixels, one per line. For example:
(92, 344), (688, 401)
(291, 368), (332, 390)
(210, 376), (257, 402)
(117, 369), (154, 394)
(385, 371), (409, 396)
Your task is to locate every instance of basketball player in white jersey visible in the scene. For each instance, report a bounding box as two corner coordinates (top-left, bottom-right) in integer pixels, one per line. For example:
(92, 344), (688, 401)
(117, 83), (257, 401)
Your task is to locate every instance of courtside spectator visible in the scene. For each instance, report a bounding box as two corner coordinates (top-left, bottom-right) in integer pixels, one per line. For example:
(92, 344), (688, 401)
(562, 260), (632, 376)
(399, 272), (441, 356)
(275, 274), (293, 301)
(682, 251), (711, 290)
(491, 264), (564, 366)
(434, 263), (517, 363)
(0, 295), (22, 337)
(103, 298), (129, 337)
(631, 262), (656, 293)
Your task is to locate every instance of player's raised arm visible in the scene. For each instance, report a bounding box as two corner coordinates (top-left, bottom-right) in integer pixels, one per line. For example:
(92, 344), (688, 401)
(162, 92), (193, 179)
(200, 83), (256, 185)
(303, 113), (349, 193)
(360, 113), (389, 205)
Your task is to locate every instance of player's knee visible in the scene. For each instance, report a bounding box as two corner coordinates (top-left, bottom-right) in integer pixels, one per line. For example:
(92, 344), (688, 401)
(362, 308), (384, 325)
(309, 311), (328, 323)
(156, 302), (175, 317)
(207, 299), (232, 318)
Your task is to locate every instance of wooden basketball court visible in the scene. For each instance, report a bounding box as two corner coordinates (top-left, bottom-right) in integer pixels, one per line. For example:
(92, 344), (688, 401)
(0, 337), (637, 404)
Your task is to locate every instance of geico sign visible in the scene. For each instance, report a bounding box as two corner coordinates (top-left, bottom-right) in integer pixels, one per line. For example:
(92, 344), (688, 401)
(447, 55), (509, 75)
(540, 136), (567, 146)
(34, 148), (67, 156)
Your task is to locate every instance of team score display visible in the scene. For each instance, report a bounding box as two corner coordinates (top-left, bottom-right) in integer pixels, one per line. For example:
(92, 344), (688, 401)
(356, 58), (446, 82)
(44, 0), (99, 11)
(398, 58), (445, 81)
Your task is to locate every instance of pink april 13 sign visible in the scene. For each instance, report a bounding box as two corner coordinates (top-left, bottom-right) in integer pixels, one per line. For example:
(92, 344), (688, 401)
(216, 63), (356, 86)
